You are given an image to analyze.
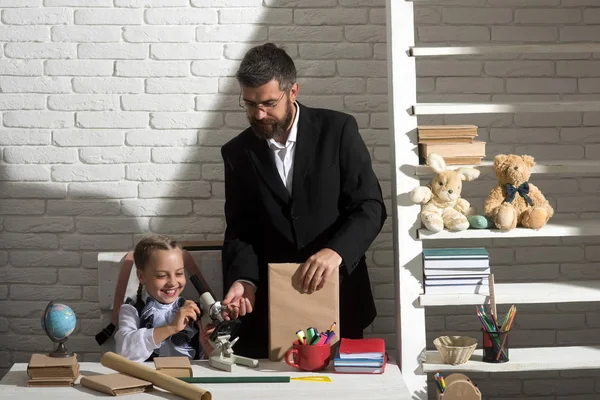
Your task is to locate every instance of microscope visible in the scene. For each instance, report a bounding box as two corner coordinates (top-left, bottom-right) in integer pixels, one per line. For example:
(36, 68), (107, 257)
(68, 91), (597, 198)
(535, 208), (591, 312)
(189, 275), (259, 372)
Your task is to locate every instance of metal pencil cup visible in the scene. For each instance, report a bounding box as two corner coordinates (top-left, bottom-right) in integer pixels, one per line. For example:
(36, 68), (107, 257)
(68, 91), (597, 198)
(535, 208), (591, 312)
(482, 329), (509, 363)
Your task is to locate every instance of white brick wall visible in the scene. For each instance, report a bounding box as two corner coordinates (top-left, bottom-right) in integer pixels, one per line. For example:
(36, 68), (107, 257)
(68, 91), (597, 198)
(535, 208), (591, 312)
(415, 2), (600, 399)
(0, 0), (390, 378)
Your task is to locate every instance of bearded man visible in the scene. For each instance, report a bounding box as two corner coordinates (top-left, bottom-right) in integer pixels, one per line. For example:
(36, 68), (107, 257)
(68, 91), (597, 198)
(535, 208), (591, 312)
(219, 42), (387, 359)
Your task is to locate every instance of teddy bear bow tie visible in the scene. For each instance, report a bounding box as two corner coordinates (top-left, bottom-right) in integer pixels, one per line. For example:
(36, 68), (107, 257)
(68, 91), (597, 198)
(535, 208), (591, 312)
(504, 182), (533, 206)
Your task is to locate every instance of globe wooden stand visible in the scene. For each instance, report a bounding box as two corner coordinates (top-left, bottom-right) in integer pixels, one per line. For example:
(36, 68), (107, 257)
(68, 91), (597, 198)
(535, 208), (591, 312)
(43, 301), (74, 358)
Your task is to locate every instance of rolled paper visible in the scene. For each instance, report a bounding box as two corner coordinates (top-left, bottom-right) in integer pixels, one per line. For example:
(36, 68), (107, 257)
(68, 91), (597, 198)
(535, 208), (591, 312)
(100, 352), (211, 400)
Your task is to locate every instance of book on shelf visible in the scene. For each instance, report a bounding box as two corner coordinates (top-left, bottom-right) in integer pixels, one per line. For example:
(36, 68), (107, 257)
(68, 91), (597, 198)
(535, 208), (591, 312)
(423, 248), (489, 259)
(419, 156), (484, 166)
(419, 138), (476, 146)
(425, 277), (489, 286)
(423, 247), (491, 295)
(424, 283), (490, 295)
(424, 268), (491, 277)
(417, 125), (478, 138)
(437, 156), (484, 165)
(417, 125), (483, 165)
(424, 258), (489, 268)
(419, 140), (486, 159)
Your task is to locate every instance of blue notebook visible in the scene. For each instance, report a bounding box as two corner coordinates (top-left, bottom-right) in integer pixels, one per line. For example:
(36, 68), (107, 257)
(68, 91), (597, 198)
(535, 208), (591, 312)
(423, 248), (489, 259)
(333, 357), (385, 368)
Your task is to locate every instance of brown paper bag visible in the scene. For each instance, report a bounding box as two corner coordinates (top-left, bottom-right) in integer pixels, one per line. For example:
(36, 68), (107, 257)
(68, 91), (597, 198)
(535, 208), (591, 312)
(268, 263), (340, 361)
(80, 373), (152, 396)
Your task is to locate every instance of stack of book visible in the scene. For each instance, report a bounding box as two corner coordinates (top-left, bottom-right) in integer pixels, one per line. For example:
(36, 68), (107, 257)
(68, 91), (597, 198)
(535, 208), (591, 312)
(333, 338), (387, 374)
(26, 353), (80, 387)
(423, 248), (490, 295)
(418, 125), (485, 165)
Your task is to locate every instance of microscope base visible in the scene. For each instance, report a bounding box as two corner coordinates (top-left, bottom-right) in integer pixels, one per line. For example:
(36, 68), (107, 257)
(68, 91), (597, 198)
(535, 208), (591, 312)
(209, 354), (259, 372)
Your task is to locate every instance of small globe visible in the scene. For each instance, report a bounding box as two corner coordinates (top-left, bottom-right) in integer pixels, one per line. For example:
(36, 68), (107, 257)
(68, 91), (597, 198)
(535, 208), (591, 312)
(41, 302), (76, 345)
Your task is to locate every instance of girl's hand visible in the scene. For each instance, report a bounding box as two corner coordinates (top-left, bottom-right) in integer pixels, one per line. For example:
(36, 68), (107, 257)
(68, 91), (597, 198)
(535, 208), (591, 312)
(170, 300), (200, 333)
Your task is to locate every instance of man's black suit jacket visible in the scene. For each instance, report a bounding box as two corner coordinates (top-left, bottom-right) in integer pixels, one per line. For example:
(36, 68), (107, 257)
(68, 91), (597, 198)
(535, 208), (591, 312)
(220, 102), (387, 358)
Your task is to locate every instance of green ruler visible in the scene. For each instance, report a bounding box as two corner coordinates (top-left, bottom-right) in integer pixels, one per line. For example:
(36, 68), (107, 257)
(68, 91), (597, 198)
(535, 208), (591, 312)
(179, 375), (332, 384)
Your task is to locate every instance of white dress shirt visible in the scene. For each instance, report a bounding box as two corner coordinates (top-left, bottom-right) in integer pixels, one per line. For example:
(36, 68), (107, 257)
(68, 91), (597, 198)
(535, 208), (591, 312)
(115, 303), (160, 362)
(235, 103), (300, 293)
(267, 102), (299, 195)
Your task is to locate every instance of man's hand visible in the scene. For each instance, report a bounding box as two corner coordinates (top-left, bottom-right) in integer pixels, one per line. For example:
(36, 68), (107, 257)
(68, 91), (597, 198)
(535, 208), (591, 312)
(222, 281), (256, 320)
(298, 248), (342, 293)
(199, 323), (215, 358)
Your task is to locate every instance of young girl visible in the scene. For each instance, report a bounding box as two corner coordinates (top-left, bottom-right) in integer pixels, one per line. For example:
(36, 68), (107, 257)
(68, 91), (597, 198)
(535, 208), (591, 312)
(115, 235), (211, 362)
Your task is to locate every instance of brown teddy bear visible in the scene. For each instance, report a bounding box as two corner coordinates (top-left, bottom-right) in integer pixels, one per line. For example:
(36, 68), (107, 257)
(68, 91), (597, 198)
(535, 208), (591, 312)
(484, 154), (553, 231)
(410, 153), (480, 232)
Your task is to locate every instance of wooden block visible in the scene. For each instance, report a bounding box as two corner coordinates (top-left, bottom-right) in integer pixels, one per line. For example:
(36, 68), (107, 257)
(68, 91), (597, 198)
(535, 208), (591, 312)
(436, 373), (481, 400)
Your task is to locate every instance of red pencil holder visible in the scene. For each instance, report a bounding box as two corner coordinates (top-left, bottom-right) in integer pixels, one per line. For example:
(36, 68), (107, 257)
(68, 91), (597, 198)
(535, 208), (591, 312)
(285, 340), (331, 372)
(482, 329), (509, 363)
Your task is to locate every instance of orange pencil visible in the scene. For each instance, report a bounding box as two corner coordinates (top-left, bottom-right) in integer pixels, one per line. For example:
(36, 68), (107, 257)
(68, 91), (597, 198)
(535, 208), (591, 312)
(495, 307), (516, 361)
(326, 322), (336, 334)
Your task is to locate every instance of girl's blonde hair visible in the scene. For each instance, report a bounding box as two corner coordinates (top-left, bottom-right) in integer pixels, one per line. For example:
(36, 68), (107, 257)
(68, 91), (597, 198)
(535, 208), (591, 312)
(134, 234), (181, 270)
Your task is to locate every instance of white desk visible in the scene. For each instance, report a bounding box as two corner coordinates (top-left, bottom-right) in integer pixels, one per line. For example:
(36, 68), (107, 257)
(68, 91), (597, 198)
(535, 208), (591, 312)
(1, 359), (412, 400)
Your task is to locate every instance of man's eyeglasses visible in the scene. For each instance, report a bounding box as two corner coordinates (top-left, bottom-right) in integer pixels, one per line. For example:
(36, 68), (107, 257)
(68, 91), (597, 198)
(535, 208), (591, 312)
(239, 91), (286, 112)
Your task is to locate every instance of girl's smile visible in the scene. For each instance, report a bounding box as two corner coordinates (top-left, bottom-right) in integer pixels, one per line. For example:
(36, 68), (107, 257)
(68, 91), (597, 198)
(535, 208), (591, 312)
(137, 248), (186, 304)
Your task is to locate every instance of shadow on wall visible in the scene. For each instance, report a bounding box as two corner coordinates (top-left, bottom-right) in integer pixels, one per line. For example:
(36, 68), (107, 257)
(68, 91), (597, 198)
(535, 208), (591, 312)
(0, 3), (291, 374)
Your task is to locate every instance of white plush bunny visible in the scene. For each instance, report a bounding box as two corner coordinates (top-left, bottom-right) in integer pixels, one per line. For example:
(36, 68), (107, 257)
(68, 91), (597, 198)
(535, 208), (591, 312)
(410, 153), (480, 232)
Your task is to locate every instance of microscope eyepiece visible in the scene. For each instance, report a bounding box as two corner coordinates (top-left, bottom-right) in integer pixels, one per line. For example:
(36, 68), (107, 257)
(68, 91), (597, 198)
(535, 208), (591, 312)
(189, 275), (207, 295)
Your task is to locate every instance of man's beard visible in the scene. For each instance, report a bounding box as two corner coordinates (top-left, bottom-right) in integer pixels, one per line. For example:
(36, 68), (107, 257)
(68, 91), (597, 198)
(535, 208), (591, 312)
(249, 100), (294, 140)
